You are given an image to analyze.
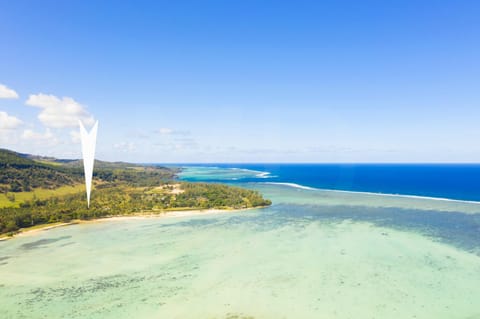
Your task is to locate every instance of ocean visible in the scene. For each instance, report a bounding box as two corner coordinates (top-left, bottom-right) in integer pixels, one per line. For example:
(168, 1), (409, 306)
(177, 163), (480, 201)
(1, 165), (480, 318)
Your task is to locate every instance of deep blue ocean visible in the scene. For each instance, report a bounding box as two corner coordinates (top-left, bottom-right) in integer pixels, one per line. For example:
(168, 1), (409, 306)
(177, 164), (480, 202)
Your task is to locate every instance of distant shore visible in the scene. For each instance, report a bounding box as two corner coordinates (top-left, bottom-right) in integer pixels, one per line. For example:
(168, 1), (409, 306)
(0, 207), (262, 241)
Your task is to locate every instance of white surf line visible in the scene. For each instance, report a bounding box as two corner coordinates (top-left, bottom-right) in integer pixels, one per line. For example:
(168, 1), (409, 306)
(79, 120), (98, 208)
(262, 182), (480, 205)
(182, 166), (273, 178)
(264, 182), (317, 190)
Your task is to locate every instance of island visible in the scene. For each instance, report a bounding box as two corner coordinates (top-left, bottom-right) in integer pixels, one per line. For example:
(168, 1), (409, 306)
(0, 149), (271, 237)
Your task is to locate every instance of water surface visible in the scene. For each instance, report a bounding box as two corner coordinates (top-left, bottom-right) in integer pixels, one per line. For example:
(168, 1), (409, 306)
(1, 166), (480, 318)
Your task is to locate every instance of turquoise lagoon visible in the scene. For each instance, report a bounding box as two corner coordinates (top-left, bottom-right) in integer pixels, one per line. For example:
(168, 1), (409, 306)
(1, 166), (480, 318)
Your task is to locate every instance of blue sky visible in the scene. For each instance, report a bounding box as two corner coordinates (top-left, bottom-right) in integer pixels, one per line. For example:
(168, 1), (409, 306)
(1, 0), (479, 162)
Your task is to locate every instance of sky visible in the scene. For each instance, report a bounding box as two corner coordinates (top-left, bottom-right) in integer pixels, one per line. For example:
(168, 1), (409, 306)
(1, 0), (479, 163)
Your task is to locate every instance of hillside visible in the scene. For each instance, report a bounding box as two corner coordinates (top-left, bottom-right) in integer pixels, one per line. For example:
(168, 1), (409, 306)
(0, 149), (177, 193)
(0, 149), (82, 193)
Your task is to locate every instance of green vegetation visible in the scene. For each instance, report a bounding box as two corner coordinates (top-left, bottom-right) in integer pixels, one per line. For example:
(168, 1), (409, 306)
(93, 166), (177, 187)
(0, 182), (271, 235)
(0, 149), (272, 235)
(0, 149), (177, 194)
(0, 185), (85, 208)
(176, 183), (271, 208)
(0, 149), (82, 192)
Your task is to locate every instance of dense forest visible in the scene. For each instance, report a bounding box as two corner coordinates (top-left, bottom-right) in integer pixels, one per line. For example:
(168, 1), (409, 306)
(0, 149), (271, 235)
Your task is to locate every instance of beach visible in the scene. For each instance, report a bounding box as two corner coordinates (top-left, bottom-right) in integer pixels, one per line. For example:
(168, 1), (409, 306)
(0, 208), (251, 241)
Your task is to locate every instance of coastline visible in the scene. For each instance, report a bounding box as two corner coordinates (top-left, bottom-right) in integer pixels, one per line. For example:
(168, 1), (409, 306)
(0, 207), (261, 241)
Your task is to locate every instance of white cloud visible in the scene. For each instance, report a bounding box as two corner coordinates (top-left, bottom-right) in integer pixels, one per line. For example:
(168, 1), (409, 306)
(0, 84), (19, 99)
(0, 111), (23, 129)
(69, 130), (81, 143)
(152, 127), (198, 152)
(157, 127), (173, 135)
(114, 142), (136, 152)
(26, 93), (95, 128)
(21, 128), (58, 145)
(155, 127), (191, 136)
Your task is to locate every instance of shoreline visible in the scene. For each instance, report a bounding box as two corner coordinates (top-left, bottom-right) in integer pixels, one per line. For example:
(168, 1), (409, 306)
(0, 207), (263, 241)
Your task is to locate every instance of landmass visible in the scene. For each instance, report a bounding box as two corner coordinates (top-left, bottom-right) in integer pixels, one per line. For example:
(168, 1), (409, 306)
(0, 149), (271, 237)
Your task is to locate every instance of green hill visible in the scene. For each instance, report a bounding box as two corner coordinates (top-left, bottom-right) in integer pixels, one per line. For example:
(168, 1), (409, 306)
(0, 149), (177, 193)
(0, 149), (82, 193)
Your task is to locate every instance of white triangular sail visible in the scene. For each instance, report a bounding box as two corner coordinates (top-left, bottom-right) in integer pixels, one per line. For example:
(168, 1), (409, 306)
(79, 120), (98, 208)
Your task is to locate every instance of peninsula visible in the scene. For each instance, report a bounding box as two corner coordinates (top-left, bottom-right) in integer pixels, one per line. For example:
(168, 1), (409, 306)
(0, 149), (271, 236)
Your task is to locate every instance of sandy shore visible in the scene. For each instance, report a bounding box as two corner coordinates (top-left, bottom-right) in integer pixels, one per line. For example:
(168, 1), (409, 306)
(0, 208), (255, 241)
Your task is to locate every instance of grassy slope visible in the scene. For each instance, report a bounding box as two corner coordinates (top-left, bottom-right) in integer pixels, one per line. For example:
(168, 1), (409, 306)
(0, 149), (85, 207)
(0, 184), (85, 208)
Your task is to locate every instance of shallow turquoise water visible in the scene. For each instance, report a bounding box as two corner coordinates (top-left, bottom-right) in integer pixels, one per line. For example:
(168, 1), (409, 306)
(1, 167), (480, 318)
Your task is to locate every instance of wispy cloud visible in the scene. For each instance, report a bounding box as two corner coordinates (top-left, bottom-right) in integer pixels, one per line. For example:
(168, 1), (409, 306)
(155, 127), (190, 136)
(69, 130), (81, 143)
(113, 142), (136, 152)
(21, 128), (59, 145)
(151, 127), (198, 151)
(157, 127), (173, 135)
